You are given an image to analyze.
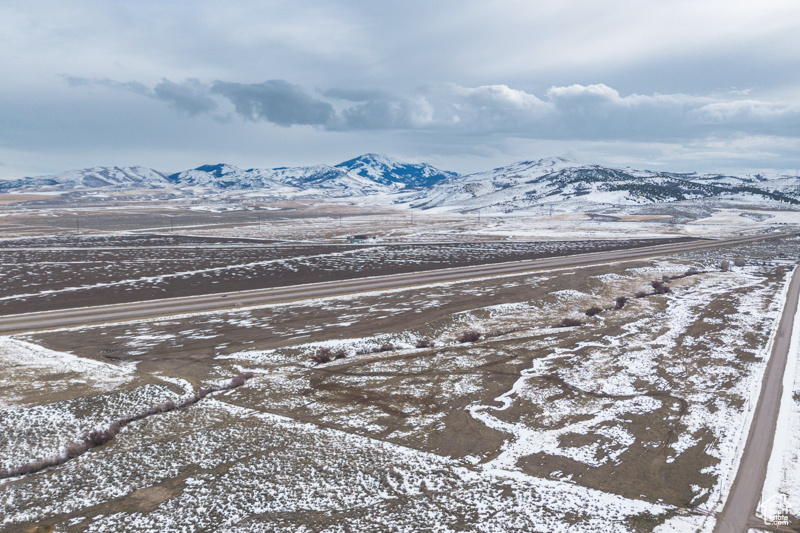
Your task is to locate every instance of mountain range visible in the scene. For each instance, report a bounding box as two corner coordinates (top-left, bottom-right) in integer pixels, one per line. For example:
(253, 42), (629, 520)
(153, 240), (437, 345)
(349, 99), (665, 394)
(408, 157), (800, 213)
(0, 154), (456, 199)
(3, 154), (799, 213)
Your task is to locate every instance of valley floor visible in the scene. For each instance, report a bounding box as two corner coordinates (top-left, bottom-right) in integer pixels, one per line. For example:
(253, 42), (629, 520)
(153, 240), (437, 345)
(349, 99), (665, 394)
(1, 204), (799, 532)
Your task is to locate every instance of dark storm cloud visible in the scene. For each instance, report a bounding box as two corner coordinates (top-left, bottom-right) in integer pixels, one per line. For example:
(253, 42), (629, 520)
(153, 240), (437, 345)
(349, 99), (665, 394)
(153, 79), (218, 116)
(65, 76), (217, 116)
(210, 80), (334, 126)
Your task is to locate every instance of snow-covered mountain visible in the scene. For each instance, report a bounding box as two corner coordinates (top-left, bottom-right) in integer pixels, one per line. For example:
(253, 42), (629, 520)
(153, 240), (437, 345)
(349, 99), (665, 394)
(334, 153), (457, 188)
(0, 166), (171, 191)
(4, 155), (800, 213)
(1, 154), (458, 197)
(167, 155), (455, 196)
(168, 163), (397, 197)
(409, 157), (800, 213)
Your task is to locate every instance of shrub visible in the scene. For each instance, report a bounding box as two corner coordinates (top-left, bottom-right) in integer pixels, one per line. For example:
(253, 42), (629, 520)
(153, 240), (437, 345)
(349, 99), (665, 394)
(635, 290), (649, 298)
(734, 257), (746, 267)
(614, 296), (627, 310)
(227, 372), (254, 388)
(458, 330), (482, 343)
(649, 280), (671, 294)
(311, 348), (333, 364)
(685, 267), (700, 276)
(415, 338), (434, 348)
(379, 343), (395, 352)
(558, 317), (582, 328)
(333, 349), (347, 359)
(584, 306), (603, 317)
(720, 259), (731, 272)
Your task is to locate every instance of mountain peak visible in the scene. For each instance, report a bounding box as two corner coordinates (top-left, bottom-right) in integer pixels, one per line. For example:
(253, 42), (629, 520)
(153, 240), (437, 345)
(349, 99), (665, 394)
(335, 153), (457, 188)
(531, 156), (584, 168)
(192, 163), (242, 176)
(335, 153), (401, 168)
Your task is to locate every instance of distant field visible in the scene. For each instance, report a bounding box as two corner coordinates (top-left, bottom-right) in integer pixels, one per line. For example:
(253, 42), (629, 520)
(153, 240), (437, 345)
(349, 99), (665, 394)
(0, 234), (693, 315)
(0, 194), (59, 205)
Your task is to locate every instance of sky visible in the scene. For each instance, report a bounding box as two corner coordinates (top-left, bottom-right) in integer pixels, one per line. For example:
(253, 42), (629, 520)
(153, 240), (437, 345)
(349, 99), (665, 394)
(2, 0), (800, 178)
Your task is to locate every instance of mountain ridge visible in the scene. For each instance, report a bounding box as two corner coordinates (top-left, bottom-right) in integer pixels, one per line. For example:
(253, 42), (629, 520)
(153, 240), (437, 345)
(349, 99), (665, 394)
(1, 155), (456, 199)
(3, 155), (799, 212)
(408, 158), (800, 213)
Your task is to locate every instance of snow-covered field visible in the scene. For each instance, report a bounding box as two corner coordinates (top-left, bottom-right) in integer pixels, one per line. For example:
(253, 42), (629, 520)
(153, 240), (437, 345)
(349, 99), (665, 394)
(1, 209), (798, 531)
(157, 205), (800, 243)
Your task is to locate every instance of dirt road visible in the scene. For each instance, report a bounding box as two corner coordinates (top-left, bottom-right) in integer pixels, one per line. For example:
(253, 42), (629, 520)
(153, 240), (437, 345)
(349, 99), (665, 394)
(714, 265), (800, 532)
(0, 232), (790, 334)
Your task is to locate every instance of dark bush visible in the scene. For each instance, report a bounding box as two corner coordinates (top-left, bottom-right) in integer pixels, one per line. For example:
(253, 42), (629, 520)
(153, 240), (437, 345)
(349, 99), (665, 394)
(734, 257), (746, 267)
(558, 317), (582, 328)
(685, 267), (700, 276)
(654, 285), (671, 294)
(584, 306), (602, 317)
(311, 348), (333, 364)
(635, 290), (649, 298)
(379, 343), (395, 352)
(614, 296), (627, 310)
(333, 349), (347, 359)
(651, 280), (665, 290)
(415, 338), (434, 348)
(458, 330), (482, 343)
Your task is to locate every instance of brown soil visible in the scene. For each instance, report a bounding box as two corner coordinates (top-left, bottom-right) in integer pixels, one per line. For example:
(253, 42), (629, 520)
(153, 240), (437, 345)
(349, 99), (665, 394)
(28, 262), (640, 383)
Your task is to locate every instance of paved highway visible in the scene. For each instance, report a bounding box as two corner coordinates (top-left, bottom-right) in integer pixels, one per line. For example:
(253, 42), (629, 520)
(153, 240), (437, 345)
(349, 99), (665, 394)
(714, 265), (800, 532)
(0, 232), (791, 335)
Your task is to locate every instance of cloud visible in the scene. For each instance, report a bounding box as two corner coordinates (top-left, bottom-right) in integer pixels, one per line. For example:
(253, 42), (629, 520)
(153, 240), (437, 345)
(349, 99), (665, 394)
(64, 76), (216, 116)
(546, 83), (624, 105)
(66, 77), (800, 144)
(331, 94), (434, 130)
(210, 80), (334, 126)
(693, 100), (800, 137)
(153, 79), (217, 116)
(65, 76), (152, 97)
(432, 84), (551, 132)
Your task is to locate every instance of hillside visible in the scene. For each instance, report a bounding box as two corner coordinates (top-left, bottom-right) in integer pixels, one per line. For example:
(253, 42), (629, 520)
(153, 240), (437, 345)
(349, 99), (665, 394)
(408, 157), (800, 213)
(0, 166), (171, 192)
